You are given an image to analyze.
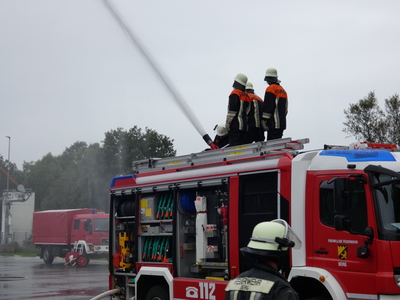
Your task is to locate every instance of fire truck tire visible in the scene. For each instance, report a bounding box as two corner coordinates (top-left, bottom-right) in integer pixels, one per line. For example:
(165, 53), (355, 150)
(42, 247), (54, 264)
(76, 255), (90, 267)
(145, 285), (169, 300)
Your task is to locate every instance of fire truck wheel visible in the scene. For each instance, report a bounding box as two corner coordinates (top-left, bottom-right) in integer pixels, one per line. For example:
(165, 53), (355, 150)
(42, 247), (54, 264)
(145, 285), (169, 300)
(76, 255), (90, 267)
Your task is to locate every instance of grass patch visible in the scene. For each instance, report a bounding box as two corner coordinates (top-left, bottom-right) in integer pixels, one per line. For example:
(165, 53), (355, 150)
(0, 244), (40, 257)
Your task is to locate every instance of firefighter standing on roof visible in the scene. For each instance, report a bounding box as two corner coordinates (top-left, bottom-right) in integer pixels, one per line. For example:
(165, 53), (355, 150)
(225, 220), (300, 300)
(261, 68), (288, 140)
(245, 82), (265, 143)
(226, 73), (250, 146)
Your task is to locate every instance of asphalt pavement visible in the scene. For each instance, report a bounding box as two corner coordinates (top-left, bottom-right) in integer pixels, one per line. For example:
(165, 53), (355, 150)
(0, 255), (110, 300)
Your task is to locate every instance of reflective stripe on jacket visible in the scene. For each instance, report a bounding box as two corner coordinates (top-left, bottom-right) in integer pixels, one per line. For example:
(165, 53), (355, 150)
(225, 261), (299, 300)
(247, 92), (263, 129)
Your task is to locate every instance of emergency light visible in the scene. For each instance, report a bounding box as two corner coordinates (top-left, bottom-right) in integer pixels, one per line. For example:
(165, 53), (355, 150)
(319, 149), (396, 162)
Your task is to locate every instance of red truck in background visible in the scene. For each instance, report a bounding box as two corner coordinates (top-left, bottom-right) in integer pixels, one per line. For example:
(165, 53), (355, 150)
(33, 208), (109, 267)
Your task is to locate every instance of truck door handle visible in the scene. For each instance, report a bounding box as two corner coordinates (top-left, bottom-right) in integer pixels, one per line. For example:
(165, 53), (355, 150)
(314, 249), (329, 254)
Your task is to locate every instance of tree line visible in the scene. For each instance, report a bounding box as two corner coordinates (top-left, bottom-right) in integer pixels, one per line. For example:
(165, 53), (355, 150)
(0, 126), (176, 212)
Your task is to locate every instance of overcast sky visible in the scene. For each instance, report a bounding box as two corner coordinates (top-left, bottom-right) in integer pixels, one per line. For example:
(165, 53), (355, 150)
(1, 0), (400, 169)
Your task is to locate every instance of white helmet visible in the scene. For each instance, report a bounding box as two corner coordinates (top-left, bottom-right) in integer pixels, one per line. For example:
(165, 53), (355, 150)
(265, 68), (278, 78)
(245, 82), (254, 91)
(241, 219), (301, 259)
(234, 73), (248, 86)
(215, 123), (228, 136)
(264, 68), (280, 83)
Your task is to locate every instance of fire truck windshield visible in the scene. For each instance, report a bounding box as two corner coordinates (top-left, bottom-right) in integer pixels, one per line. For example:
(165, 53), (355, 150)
(368, 166), (400, 240)
(94, 218), (109, 232)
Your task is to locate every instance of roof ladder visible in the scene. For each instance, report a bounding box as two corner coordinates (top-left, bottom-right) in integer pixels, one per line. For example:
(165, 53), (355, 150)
(132, 137), (309, 173)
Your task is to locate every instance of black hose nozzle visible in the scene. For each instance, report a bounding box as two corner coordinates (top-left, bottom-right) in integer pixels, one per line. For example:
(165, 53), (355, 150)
(202, 134), (219, 150)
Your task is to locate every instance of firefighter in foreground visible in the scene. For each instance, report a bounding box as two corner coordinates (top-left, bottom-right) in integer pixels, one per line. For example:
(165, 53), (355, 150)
(225, 220), (300, 300)
(261, 68), (288, 141)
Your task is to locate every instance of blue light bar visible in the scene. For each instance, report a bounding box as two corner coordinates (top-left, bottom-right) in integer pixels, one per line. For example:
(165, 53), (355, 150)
(319, 150), (396, 162)
(110, 175), (136, 188)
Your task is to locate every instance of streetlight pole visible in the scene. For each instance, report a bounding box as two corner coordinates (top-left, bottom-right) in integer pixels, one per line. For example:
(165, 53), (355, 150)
(6, 136), (10, 189)
(4, 136), (11, 244)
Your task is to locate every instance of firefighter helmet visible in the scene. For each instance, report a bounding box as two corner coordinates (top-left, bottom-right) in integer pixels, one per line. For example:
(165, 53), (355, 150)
(240, 219), (301, 260)
(246, 82), (254, 92)
(234, 73), (248, 86)
(264, 68), (280, 83)
(216, 124), (228, 137)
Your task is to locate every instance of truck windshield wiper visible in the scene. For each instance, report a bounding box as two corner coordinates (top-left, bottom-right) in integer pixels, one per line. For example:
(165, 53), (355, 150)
(371, 178), (400, 188)
(364, 165), (400, 188)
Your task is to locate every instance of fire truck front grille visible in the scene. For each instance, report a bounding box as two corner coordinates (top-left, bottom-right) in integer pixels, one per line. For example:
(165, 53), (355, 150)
(102, 238), (109, 244)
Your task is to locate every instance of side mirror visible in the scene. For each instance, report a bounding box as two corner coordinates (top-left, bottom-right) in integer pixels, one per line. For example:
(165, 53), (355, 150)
(334, 215), (351, 231)
(357, 227), (374, 259)
(364, 227), (374, 239)
(333, 178), (350, 213)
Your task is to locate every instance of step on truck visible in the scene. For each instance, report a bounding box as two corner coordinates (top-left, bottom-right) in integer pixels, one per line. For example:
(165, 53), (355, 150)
(109, 137), (400, 299)
(33, 208), (109, 267)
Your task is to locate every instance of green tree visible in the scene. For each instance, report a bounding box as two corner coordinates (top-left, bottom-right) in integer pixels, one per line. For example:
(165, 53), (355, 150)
(343, 91), (388, 143)
(103, 126), (176, 176)
(40, 142), (88, 210)
(21, 126), (176, 211)
(103, 127), (127, 176)
(80, 143), (110, 210)
(384, 93), (400, 145)
(125, 126), (176, 162)
(22, 153), (63, 211)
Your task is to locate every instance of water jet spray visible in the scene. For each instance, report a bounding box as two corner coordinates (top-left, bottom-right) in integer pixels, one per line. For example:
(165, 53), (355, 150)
(102, 0), (218, 150)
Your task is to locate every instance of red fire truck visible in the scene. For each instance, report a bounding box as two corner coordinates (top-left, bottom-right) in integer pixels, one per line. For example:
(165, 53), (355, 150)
(33, 209), (109, 266)
(108, 138), (400, 300)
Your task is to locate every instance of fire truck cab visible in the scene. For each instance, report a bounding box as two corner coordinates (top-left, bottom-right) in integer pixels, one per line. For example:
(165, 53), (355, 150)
(109, 138), (400, 300)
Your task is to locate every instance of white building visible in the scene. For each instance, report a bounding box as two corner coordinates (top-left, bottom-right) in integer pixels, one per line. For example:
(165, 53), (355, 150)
(1, 190), (35, 245)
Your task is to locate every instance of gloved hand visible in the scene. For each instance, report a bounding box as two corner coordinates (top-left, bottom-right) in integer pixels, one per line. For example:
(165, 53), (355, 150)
(261, 119), (269, 131)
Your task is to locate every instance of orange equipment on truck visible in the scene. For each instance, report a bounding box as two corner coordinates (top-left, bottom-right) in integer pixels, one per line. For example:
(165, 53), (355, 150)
(108, 137), (400, 300)
(33, 208), (109, 267)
